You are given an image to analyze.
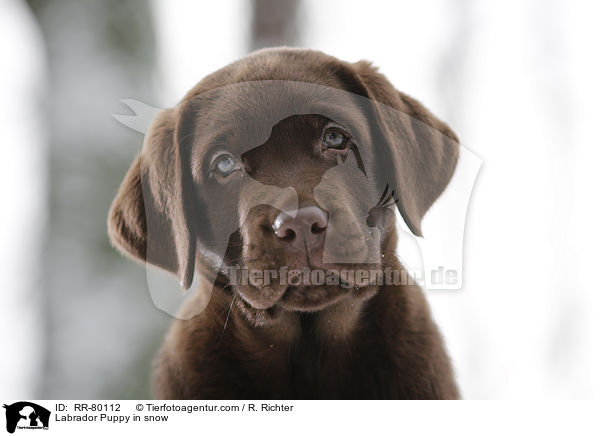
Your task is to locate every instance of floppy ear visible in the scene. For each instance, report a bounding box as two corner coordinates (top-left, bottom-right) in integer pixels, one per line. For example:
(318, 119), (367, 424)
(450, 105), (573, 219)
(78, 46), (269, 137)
(352, 61), (459, 237)
(108, 107), (197, 289)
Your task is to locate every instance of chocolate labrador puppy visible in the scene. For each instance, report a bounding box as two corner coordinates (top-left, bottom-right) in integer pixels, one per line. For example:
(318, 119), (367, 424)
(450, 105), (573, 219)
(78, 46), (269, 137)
(108, 48), (460, 399)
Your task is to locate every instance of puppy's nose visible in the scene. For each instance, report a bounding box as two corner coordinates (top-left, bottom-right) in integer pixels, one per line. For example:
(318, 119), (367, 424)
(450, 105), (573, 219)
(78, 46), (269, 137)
(273, 206), (328, 251)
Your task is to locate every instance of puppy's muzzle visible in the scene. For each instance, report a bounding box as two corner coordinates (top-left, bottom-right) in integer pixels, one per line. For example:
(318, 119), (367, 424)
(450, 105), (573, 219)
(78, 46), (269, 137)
(273, 206), (328, 253)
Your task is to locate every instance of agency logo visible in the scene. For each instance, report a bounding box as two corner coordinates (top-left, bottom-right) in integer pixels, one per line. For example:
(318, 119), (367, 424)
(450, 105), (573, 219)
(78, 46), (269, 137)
(3, 402), (49, 434)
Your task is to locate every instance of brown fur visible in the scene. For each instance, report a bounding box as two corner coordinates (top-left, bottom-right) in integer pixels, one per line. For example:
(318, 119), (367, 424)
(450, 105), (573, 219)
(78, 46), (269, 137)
(108, 48), (460, 399)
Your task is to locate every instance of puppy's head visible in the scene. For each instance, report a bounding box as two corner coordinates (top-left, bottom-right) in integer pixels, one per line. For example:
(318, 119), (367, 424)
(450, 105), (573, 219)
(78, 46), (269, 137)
(108, 48), (459, 314)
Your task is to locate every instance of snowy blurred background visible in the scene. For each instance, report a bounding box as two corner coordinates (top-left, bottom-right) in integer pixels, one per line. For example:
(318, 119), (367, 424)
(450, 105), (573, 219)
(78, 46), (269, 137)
(1, 0), (599, 399)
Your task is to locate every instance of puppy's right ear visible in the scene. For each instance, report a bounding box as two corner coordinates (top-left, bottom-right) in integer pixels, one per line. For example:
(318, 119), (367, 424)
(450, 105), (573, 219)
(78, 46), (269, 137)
(108, 108), (197, 289)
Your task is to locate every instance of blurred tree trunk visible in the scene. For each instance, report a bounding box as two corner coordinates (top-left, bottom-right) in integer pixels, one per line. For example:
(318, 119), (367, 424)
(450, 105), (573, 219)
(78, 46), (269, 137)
(25, 0), (169, 399)
(250, 0), (300, 51)
(0, 0), (45, 400)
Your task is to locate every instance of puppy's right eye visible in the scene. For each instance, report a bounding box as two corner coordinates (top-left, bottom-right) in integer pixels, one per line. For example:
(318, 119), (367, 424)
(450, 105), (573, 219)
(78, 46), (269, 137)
(211, 153), (239, 177)
(322, 126), (351, 151)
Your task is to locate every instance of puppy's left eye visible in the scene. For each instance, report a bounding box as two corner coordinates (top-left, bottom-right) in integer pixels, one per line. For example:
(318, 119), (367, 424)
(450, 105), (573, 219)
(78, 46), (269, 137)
(322, 127), (349, 150)
(212, 153), (239, 177)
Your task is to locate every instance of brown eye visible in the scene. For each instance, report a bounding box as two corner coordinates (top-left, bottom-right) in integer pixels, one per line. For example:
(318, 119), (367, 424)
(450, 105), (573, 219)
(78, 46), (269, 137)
(322, 127), (348, 150)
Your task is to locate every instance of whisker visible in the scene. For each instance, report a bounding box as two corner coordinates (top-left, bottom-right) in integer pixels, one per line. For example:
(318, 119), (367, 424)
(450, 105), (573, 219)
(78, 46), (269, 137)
(222, 294), (235, 334)
(375, 185), (390, 206)
(380, 196), (399, 208)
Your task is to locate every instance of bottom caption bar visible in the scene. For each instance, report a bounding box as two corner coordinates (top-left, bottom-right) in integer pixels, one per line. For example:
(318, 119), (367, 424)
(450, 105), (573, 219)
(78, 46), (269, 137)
(1, 400), (598, 435)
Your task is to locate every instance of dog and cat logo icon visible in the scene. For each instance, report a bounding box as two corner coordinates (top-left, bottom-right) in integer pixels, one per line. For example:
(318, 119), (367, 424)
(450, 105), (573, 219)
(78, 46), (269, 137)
(3, 402), (50, 433)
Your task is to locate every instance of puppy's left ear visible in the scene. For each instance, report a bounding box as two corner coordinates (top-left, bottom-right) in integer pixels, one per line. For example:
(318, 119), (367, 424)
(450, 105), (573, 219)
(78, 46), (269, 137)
(352, 61), (459, 237)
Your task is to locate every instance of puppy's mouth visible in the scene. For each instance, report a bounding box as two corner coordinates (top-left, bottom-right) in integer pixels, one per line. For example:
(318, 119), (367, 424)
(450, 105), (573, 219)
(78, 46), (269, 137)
(277, 283), (350, 312)
(233, 283), (351, 313)
(229, 266), (381, 312)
